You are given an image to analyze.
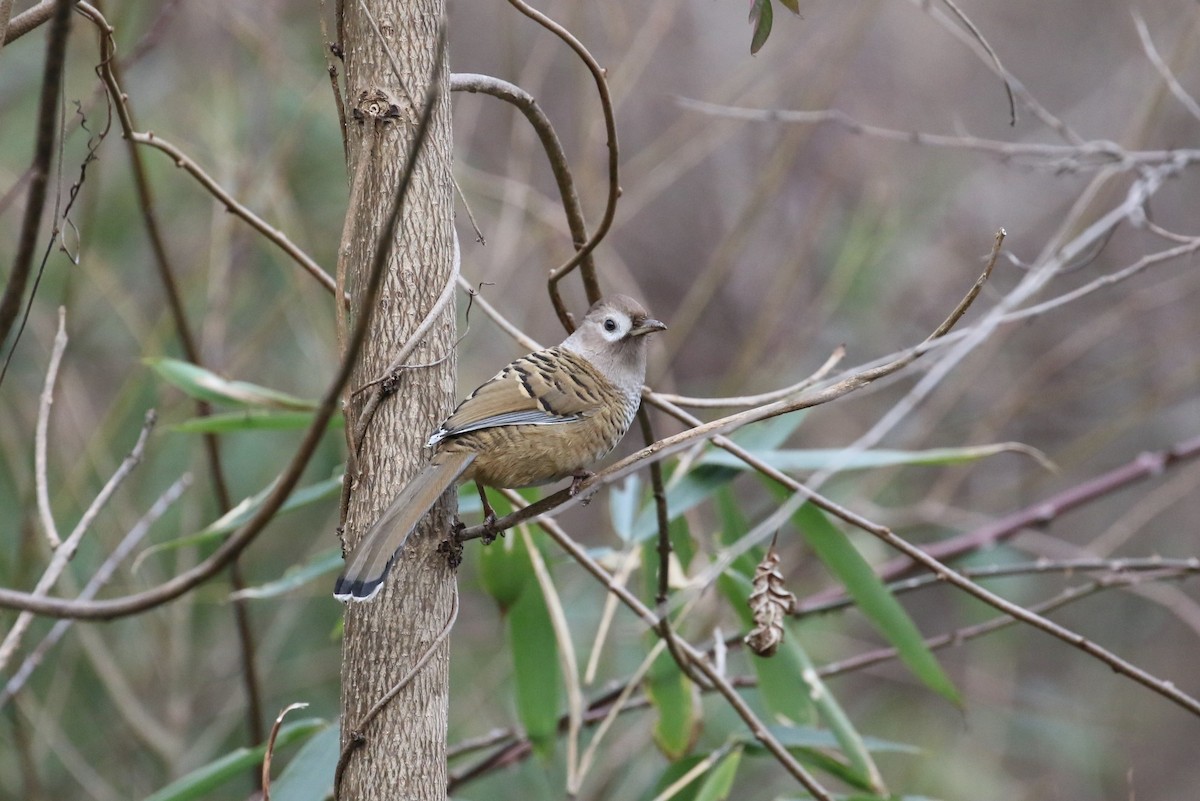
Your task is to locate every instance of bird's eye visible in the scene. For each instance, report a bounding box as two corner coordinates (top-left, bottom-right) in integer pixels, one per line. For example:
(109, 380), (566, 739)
(603, 318), (618, 332)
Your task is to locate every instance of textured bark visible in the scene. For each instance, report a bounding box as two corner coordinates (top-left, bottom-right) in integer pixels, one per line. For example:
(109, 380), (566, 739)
(338, 1), (455, 799)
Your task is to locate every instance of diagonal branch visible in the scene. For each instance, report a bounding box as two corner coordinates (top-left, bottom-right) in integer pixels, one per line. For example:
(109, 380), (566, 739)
(0, 0), (72, 358)
(506, 0), (616, 325)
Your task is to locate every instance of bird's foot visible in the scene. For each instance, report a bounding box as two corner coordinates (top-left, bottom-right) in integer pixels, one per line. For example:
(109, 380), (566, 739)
(480, 512), (504, 545)
(569, 470), (595, 505)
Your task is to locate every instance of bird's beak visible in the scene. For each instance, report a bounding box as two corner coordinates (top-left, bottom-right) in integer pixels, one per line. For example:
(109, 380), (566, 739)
(630, 318), (667, 337)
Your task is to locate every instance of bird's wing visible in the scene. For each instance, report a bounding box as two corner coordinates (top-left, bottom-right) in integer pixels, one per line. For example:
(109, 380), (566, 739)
(431, 347), (607, 443)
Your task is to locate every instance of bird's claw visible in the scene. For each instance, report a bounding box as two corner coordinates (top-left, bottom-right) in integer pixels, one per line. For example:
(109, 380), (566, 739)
(568, 470), (594, 499)
(480, 512), (503, 545)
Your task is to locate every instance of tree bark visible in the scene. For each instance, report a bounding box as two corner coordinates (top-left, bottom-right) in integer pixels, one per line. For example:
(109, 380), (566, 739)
(337, 1), (455, 799)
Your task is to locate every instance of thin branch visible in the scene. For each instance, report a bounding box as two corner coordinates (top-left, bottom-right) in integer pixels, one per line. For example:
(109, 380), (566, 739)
(938, 0), (1016, 125)
(261, 702), (310, 801)
(816, 569), (1193, 679)
(827, 434), (1200, 595)
(0, 473), (192, 711)
(505, 0), (616, 325)
(0, 0), (71, 358)
(1131, 10), (1200, 123)
(501, 494), (834, 800)
(34, 306), (68, 549)
(797, 556), (1200, 618)
(675, 97), (1200, 171)
(127, 130), (337, 295)
(0, 30), (442, 621)
(1, 0), (62, 46)
(907, 0), (1086, 145)
(450, 72), (596, 294)
(0, 411), (155, 668)
(653, 345), (844, 409)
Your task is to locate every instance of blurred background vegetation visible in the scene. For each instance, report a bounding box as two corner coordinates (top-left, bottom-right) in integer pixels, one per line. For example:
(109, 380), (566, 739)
(2, 0), (1199, 799)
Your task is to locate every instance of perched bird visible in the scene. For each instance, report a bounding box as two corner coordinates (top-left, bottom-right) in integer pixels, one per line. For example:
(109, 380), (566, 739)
(335, 295), (666, 601)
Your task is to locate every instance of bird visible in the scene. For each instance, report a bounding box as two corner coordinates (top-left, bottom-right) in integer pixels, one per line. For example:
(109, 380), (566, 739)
(334, 294), (666, 601)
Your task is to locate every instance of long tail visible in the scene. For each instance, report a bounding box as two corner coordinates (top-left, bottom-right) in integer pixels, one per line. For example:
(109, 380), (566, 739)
(334, 450), (475, 602)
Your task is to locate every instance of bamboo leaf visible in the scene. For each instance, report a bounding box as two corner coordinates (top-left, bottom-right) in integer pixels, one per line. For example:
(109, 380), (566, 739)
(645, 645), (698, 759)
(749, 0), (773, 54)
(230, 548), (343, 600)
(507, 529), (560, 756)
(146, 357), (318, 411)
(693, 747), (742, 801)
(133, 474), (342, 571)
(270, 723), (339, 801)
(790, 501), (961, 706)
(170, 410), (344, 433)
(141, 718), (325, 801)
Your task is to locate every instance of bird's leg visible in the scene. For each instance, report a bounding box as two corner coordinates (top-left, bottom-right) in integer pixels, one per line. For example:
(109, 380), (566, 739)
(568, 469), (595, 499)
(477, 483), (502, 544)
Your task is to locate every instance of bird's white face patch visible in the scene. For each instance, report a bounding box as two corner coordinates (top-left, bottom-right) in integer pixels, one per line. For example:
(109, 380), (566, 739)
(598, 310), (632, 343)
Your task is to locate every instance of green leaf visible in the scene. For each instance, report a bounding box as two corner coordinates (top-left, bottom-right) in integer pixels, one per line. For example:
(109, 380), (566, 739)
(790, 501), (960, 706)
(778, 0), (800, 13)
(170, 410), (344, 433)
(781, 629), (885, 793)
(146, 357), (318, 411)
(749, 0), (773, 54)
(231, 548), (342, 600)
(133, 474), (343, 570)
(270, 723), (339, 801)
(749, 725), (919, 754)
(645, 645), (698, 759)
(642, 756), (706, 801)
(477, 489), (529, 610)
(141, 718), (325, 801)
(508, 531), (560, 756)
(694, 747), (742, 801)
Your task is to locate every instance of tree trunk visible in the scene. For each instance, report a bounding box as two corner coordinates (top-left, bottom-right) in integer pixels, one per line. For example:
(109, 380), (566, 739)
(337, 1), (454, 799)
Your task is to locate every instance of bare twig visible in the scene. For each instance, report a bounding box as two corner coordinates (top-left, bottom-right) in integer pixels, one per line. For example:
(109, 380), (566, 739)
(676, 98), (1200, 171)
(820, 435), (1200, 595)
(653, 345), (845, 409)
(1, 0), (59, 45)
(261, 702), (310, 801)
(816, 569), (1194, 679)
(0, 473), (192, 711)
(907, 0), (1086, 145)
(494, 494), (835, 800)
(938, 0), (1016, 124)
(127, 130), (337, 295)
(450, 72), (596, 293)
(505, 0), (617, 325)
(34, 307), (68, 549)
(1131, 11), (1200, 123)
(0, 0), (71, 363)
(798, 556), (1200, 618)
(0, 33), (441, 621)
(0, 411), (156, 669)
